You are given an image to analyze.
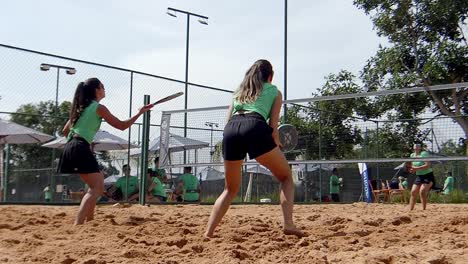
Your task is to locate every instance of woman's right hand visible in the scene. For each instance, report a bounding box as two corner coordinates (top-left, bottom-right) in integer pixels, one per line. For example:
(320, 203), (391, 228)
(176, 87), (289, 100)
(138, 104), (154, 114)
(272, 130), (282, 148)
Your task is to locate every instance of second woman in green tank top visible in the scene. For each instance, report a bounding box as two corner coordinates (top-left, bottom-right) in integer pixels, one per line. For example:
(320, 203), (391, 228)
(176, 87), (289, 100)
(59, 77), (153, 225)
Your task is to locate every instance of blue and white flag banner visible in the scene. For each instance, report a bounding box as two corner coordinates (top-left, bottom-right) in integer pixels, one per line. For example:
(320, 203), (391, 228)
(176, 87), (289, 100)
(358, 163), (372, 203)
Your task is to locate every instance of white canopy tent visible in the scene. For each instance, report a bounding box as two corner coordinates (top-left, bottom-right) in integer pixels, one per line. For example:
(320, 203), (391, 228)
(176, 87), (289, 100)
(199, 167), (224, 181)
(0, 119), (55, 201)
(42, 130), (137, 151)
(0, 119), (54, 144)
(130, 133), (209, 156)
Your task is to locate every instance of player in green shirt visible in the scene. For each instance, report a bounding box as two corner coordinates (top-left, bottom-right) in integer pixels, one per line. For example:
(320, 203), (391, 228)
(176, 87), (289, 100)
(329, 168), (340, 202)
(408, 144), (434, 210)
(152, 157), (167, 180)
(443, 172), (454, 195)
(43, 184), (52, 202)
(113, 164), (139, 202)
(398, 176), (408, 189)
(205, 60), (303, 238)
(58, 78), (153, 225)
(147, 168), (168, 203)
(175, 167), (200, 202)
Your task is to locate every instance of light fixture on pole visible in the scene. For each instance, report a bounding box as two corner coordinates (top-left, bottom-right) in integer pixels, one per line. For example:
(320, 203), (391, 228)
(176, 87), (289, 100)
(167, 7), (209, 163)
(40, 63), (76, 200)
(40, 63), (76, 132)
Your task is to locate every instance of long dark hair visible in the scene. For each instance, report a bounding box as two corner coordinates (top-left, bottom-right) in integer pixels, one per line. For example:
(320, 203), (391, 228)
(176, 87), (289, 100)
(233, 59), (273, 104)
(69, 78), (101, 126)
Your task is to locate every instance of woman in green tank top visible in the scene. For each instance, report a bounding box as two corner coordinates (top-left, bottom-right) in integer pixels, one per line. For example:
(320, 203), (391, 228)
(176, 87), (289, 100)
(58, 78), (153, 225)
(408, 143), (434, 210)
(204, 60), (304, 238)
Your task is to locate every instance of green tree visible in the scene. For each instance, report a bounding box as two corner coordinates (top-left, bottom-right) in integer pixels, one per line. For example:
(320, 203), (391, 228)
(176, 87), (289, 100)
(287, 71), (369, 160)
(10, 101), (71, 169)
(354, 0), (468, 144)
(439, 139), (465, 156)
(354, 123), (422, 159)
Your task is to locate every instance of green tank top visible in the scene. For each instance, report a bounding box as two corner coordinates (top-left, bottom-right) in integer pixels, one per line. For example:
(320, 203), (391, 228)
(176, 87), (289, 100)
(68, 101), (102, 144)
(232, 82), (278, 120)
(410, 151), (433, 175)
(151, 177), (167, 198)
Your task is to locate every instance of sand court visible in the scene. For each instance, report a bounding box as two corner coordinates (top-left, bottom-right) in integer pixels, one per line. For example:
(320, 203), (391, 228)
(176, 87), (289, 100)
(0, 203), (467, 263)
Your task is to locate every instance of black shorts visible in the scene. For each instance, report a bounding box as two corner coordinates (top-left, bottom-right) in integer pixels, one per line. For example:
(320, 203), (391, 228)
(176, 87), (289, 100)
(414, 172), (435, 185)
(57, 137), (100, 174)
(223, 112), (277, 161)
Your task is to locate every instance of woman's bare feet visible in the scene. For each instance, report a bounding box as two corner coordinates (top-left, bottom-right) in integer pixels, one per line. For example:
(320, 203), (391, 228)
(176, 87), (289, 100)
(203, 232), (215, 239)
(283, 225), (307, 237)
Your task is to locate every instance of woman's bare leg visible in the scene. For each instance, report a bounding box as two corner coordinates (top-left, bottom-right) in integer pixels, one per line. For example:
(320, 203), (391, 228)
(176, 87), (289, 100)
(204, 160), (243, 238)
(409, 184), (421, 210)
(75, 172), (104, 225)
(255, 147), (304, 236)
(419, 182), (433, 210)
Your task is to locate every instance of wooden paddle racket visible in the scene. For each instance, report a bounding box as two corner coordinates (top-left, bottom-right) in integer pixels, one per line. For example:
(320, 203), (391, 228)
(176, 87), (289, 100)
(278, 124), (298, 153)
(151, 92), (184, 106)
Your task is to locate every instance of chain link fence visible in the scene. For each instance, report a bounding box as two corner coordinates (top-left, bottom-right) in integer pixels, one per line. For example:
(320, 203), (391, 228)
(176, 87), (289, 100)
(0, 44), (232, 203)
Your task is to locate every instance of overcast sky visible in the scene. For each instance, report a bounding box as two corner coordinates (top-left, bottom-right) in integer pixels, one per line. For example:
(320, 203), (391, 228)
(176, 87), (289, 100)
(0, 0), (384, 100)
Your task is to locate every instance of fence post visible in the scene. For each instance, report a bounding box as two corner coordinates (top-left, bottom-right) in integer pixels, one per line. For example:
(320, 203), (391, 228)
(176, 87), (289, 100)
(139, 95), (151, 205)
(125, 71), (134, 202)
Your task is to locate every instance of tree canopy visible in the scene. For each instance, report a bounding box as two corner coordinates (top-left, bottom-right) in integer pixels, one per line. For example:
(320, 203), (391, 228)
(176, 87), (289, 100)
(354, 0), (468, 138)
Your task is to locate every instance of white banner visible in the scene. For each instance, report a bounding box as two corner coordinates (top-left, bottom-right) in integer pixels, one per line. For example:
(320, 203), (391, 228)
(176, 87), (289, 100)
(159, 113), (171, 168)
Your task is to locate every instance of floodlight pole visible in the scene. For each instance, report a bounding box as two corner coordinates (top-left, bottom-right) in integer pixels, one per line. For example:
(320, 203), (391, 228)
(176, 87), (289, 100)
(40, 63), (76, 124)
(40, 63), (76, 201)
(167, 7), (208, 163)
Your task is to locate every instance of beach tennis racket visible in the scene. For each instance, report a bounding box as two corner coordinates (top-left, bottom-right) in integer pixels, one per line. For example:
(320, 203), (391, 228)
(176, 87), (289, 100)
(278, 124), (298, 153)
(152, 92), (183, 106)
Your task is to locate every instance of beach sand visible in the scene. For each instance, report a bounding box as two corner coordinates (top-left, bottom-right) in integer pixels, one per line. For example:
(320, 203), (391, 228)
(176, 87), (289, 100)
(0, 203), (467, 263)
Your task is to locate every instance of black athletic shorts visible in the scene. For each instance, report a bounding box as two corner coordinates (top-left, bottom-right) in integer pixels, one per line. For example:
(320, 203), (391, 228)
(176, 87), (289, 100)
(223, 112), (277, 161)
(57, 137), (100, 174)
(414, 171), (435, 185)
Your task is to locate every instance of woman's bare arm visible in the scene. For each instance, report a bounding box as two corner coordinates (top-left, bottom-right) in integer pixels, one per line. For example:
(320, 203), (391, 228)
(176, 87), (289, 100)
(413, 161), (431, 171)
(96, 104), (153, 130)
(62, 120), (71, 137)
(268, 92), (283, 146)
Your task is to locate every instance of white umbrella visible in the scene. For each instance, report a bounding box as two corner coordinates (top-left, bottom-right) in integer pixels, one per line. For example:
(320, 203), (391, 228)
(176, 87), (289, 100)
(0, 119), (54, 144)
(42, 130), (137, 151)
(1, 119), (54, 196)
(130, 133), (209, 156)
(104, 175), (121, 184)
(199, 167), (224, 181)
(244, 165), (274, 202)
(246, 165), (273, 176)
